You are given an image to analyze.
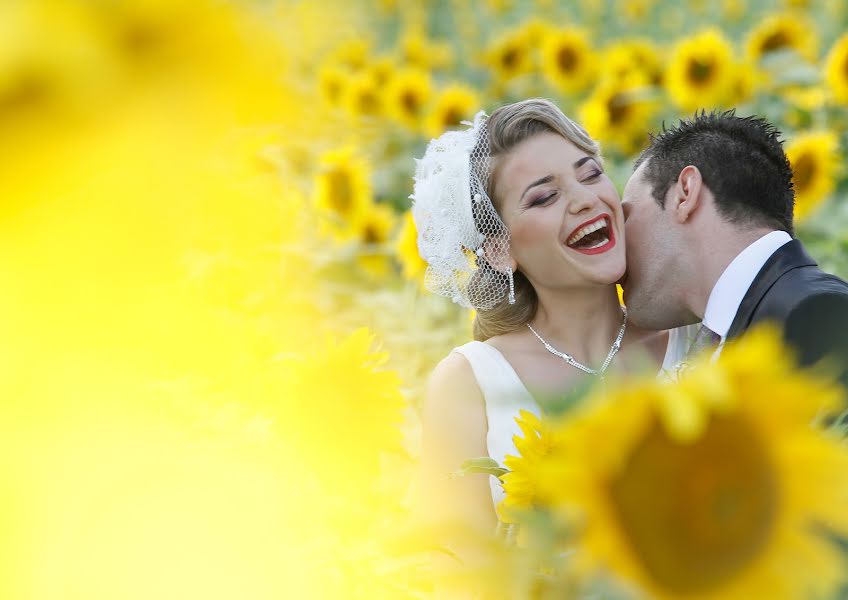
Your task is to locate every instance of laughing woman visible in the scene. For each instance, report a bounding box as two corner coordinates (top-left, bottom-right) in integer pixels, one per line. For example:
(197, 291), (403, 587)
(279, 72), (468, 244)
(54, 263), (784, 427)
(411, 99), (692, 540)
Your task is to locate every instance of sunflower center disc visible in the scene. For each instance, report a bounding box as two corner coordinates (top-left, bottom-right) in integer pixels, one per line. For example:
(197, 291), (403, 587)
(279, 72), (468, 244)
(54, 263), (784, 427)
(607, 415), (778, 593)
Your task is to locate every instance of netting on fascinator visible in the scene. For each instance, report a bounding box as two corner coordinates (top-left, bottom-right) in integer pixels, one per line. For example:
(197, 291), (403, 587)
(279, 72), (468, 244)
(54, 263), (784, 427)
(410, 111), (512, 310)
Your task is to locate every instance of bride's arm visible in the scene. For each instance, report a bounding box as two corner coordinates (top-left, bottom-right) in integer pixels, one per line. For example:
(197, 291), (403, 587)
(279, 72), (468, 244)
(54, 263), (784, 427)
(416, 352), (498, 540)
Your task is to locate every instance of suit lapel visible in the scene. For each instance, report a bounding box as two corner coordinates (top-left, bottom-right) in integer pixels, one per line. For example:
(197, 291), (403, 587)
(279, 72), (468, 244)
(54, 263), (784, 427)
(725, 239), (817, 340)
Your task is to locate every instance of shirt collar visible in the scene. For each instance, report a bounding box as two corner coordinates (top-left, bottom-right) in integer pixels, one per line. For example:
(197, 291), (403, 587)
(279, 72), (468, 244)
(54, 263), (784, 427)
(702, 230), (792, 340)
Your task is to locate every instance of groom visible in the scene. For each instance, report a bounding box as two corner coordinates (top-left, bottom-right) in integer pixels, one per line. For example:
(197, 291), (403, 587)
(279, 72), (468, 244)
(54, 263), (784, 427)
(621, 110), (848, 387)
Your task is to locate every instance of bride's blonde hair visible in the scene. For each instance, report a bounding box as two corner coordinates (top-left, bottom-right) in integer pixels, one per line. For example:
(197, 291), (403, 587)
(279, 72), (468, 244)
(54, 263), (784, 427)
(471, 99), (601, 341)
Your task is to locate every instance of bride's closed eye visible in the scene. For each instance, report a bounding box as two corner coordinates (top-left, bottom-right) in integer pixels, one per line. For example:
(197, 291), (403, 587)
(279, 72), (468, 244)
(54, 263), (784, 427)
(581, 167), (603, 183)
(528, 191), (558, 207)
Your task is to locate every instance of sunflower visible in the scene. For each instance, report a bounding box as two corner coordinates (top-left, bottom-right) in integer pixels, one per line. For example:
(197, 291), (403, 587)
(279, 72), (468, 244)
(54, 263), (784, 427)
(499, 410), (557, 523)
(355, 202), (397, 277)
(0, 1), (99, 125)
(399, 28), (452, 71)
(313, 146), (373, 241)
(394, 210), (428, 284)
(665, 29), (736, 111)
(385, 67), (433, 133)
(365, 54), (397, 87)
(601, 39), (664, 86)
(484, 29), (534, 82)
(280, 327), (405, 481)
(425, 83), (480, 138)
(485, 0), (516, 13)
(745, 12), (818, 64)
(786, 131), (840, 221)
(329, 38), (372, 71)
(620, 0), (656, 21)
(515, 17), (555, 48)
(729, 61), (758, 105)
(579, 78), (658, 155)
(503, 326), (848, 599)
(824, 33), (848, 103)
(342, 71), (382, 118)
(540, 27), (596, 94)
(722, 0), (745, 21)
(317, 63), (349, 107)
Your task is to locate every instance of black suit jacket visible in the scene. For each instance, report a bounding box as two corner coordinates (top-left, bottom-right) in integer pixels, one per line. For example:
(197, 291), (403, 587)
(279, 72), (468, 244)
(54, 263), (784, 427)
(726, 239), (848, 389)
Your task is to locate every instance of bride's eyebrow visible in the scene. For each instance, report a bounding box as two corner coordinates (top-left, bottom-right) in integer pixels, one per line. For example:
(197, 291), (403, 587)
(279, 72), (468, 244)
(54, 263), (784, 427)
(520, 174), (555, 201)
(574, 156), (595, 169)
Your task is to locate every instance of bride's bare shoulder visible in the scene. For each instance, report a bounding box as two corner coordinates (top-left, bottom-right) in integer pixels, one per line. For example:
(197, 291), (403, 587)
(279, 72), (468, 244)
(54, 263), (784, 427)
(425, 350), (483, 408)
(421, 350), (488, 459)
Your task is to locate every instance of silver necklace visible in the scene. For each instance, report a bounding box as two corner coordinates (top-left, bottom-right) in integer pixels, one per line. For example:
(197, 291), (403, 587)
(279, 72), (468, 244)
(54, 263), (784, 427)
(526, 306), (627, 378)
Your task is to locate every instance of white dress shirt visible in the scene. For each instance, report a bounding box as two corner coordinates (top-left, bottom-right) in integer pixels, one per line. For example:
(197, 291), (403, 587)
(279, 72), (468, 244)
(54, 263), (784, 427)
(703, 230), (792, 344)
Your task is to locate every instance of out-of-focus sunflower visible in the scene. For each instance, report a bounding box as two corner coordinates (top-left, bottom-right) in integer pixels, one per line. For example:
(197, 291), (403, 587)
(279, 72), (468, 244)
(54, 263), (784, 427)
(540, 27), (596, 94)
(730, 61), (758, 105)
(786, 85), (828, 112)
(515, 17), (554, 49)
(601, 39), (664, 86)
(425, 83), (480, 138)
(722, 0), (745, 21)
(399, 28), (452, 71)
(0, 1), (106, 130)
(313, 146), (374, 241)
(485, 0), (516, 14)
(503, 326), (848, 600)
(619, 0), (655, 20)
(385, 67), (433, 133)
(484, 29), (534, 82)
(280, 327), (405, 482)
(745, 12), (818, 63)
(579, 77), (657, 155)
(342, 71), (382, 118)
(366, 54), (397, 87)
(786, 131), (840, 221)
(328, 38), (372, 71)
(317, 63), (349, 107)
(665, 29), (736, 111)
(355, 202), (397, 277)
(824, 33), (848, 103)
(395, 210), (428, 285)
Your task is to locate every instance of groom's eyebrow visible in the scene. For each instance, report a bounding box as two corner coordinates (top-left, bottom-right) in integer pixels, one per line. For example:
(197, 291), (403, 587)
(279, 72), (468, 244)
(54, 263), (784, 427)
(520, 175), (555, 200)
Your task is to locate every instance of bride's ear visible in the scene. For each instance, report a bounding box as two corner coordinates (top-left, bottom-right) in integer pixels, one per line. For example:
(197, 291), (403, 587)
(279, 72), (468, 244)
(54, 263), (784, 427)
(671, 165), (702, 224)
(481, 237), (516, 274)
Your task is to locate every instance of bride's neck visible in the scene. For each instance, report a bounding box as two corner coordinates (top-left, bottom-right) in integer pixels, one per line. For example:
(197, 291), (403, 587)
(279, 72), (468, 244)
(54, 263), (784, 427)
(528, 285), (624, 363)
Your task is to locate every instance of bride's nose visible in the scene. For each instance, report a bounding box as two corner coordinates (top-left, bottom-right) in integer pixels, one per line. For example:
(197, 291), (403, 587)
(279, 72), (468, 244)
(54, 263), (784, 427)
(567, 188), (599, 215)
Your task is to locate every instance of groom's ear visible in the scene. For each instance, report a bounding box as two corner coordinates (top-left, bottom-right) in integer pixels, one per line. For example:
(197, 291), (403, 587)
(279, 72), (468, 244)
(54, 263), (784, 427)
(670, 165), (703, 224)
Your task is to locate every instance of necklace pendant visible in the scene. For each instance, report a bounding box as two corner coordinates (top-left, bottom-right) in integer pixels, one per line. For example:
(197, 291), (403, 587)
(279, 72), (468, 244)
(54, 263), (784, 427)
(527, 306), (627, 378)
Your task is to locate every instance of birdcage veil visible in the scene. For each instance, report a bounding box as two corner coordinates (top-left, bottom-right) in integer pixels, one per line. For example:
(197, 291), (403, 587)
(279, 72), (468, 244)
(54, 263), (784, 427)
(410, 111), (513, 310)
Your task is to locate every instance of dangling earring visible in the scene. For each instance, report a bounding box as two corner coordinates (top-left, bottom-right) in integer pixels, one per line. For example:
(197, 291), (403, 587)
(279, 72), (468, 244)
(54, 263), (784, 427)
(507, 266), (515, 305)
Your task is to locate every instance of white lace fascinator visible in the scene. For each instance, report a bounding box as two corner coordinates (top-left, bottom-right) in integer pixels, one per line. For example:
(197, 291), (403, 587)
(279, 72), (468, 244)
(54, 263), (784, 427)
(410, 111), (513, 310)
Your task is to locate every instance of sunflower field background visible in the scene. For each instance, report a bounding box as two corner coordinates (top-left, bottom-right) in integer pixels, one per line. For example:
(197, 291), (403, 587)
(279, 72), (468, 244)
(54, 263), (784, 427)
(3, 0), (848, 598)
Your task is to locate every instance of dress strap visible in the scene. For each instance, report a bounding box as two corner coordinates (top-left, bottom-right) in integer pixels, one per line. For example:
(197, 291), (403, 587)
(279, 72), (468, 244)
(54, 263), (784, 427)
(451, 341), (535, 405)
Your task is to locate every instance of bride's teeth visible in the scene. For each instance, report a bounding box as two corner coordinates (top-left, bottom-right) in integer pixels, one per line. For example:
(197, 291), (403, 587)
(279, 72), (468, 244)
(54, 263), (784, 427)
(585, 236), (609, 249)
(567, 219), (609, 246)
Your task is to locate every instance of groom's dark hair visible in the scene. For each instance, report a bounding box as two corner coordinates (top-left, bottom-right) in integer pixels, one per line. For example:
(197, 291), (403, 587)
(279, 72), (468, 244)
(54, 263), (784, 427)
(634, 110), (795, 236)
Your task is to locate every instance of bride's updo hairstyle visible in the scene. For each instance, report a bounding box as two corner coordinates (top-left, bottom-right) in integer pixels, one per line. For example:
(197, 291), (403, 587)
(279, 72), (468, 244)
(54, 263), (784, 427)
(471, 98), (601, 341)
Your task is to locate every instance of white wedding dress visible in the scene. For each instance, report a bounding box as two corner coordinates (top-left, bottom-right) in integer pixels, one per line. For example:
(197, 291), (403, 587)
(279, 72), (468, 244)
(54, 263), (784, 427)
(451, 324), (698, 507)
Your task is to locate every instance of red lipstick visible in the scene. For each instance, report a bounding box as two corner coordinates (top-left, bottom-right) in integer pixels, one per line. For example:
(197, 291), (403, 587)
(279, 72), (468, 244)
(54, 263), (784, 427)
(564, 214), (616, 256)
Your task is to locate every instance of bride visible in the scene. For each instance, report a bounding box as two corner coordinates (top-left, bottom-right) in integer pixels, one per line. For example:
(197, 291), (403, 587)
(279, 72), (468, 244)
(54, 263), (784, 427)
(411, 98), (693, 537)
